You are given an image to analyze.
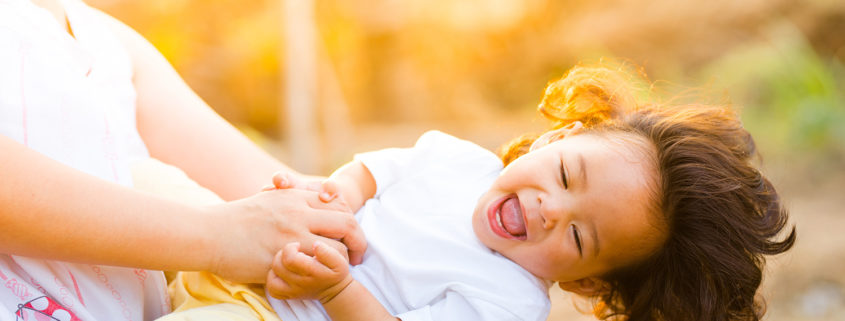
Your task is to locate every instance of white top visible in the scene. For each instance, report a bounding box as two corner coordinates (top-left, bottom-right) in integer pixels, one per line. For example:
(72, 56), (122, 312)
(269, 131), (551, 321)
(0, 0), (169, 320)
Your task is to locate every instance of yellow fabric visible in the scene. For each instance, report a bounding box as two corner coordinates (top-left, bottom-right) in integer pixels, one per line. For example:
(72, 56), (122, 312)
(163, 271), (282, 321)
(131, 159), (281, 321)
(156, 303), (263, 321)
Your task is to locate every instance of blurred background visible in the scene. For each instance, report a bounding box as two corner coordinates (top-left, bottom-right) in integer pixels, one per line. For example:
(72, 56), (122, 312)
(87, 0), (845, 319)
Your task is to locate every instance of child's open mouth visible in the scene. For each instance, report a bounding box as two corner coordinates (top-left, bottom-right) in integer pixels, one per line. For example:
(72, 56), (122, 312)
(488, 194), (527, 240)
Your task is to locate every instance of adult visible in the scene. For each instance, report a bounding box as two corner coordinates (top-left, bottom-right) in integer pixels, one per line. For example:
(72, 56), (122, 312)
(0, 0), (365, 320)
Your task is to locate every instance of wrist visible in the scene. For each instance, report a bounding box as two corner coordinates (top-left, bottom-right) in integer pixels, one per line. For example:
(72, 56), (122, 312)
(139, 201), (219, 272)
(199, 203), (239, 274)
(319, 274), (355, 305)
(320, 277), (399, 321)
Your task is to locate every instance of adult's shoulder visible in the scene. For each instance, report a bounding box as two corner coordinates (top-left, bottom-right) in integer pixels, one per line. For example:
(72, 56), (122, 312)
(0, 3), (31, 81)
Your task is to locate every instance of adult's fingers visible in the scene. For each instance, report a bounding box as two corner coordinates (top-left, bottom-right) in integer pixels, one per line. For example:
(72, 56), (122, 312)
(305, 192), (351, 212)
(306, 210), (367, 265)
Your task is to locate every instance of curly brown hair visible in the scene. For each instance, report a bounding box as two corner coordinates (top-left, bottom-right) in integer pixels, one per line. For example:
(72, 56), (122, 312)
(499, 64), (796, 321)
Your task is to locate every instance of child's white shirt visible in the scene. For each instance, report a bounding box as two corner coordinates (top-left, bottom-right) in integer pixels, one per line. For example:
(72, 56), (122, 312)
(0, 0), (169, 320)
(269, 131), (551, 321)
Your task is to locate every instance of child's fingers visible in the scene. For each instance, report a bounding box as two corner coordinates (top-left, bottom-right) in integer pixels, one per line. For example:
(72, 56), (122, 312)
(268, 249), (306, 299)
(280, 242), (309, 274)
(318, 180), (340, 202)
(305, 211), (367, 265)
(261, 184), (276, 192)
(313, 241), (349, 272)
(271, 247), (288, 278)
(265, 269), (295, 299)
(272, 172), (295, 189)
(274, 244), (319, 284)
(280, 242), (331, 277)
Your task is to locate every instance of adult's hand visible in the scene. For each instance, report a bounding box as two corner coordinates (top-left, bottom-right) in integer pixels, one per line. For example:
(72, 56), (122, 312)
(205, 188), (366, 284)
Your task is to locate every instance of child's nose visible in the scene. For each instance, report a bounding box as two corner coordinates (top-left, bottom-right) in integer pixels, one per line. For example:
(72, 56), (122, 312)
(538, 193), (566, 230)
(542, 217), (555, 229)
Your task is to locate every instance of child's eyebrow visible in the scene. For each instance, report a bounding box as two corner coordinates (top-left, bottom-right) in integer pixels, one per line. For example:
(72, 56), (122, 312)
(578, 154), (588, 190)
(591, 222), (600, 258)
(578, 153), (600, 257)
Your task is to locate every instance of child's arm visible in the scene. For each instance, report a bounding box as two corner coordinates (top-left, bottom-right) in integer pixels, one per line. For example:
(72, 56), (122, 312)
(326, 160), (376, 213)
(267, 242), (398, 321)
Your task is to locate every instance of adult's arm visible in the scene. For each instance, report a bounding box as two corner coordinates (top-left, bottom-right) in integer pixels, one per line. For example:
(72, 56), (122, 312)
(97, 9), (293, 202)
(0, 134), (362, 282)
(93, 9), (366, 265)
(0, 134), (207, 269)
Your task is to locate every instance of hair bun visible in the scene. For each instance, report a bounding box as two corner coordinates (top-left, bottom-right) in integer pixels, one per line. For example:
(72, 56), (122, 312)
(539, 66), (639, 129)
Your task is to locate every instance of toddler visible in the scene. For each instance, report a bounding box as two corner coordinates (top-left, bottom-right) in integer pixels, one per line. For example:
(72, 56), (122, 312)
(263, 65), (796, 321)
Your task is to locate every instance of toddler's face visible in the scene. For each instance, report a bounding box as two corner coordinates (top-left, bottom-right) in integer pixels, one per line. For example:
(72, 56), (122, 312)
(472, 129), (666, 284)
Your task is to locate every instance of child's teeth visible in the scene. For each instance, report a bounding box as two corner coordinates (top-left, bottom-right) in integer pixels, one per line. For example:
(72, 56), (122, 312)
(496, 211), (504, 229)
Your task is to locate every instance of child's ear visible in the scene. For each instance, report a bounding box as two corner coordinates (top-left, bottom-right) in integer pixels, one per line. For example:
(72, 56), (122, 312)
(557, 277), (608, 297)
(529, 121), (584, 151)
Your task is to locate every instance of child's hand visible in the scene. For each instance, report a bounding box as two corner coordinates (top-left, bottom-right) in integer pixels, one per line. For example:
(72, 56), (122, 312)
(264, 172), (342, 204)
(262, 172), (324, 193)
(266, 241), (354, 304)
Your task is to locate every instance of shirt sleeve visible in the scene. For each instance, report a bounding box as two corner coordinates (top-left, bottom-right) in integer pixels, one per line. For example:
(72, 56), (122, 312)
(354, 130), (493, 197)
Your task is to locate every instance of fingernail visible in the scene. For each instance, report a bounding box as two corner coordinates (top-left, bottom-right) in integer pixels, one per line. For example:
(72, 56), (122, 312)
(320, 192), (332, 200)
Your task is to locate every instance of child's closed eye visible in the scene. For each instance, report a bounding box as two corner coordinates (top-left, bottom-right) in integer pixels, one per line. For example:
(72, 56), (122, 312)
(560, 159), (569, 189)
(571, 225), (582, 257)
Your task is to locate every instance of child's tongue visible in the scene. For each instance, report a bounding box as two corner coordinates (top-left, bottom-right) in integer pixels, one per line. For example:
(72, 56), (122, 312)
(501, 197), (526, 237)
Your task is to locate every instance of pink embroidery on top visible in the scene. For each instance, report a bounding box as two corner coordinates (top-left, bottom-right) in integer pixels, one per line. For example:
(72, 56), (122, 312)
(4, 278), (33, 302)
(52, 277), (73, 310)
(15, 295), (82, 321)
(90, 265), (133, 321)
(64, 268), (84, 307)
(133, 269), (147, 284)
(0, 267), (35, 302)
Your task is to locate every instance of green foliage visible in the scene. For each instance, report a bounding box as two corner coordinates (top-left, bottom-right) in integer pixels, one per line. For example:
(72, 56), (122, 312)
(700, 22), (845, 159)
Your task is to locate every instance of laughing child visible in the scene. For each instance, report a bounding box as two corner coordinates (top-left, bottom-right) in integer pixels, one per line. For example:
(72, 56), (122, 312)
(262, 65), (796, 321)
